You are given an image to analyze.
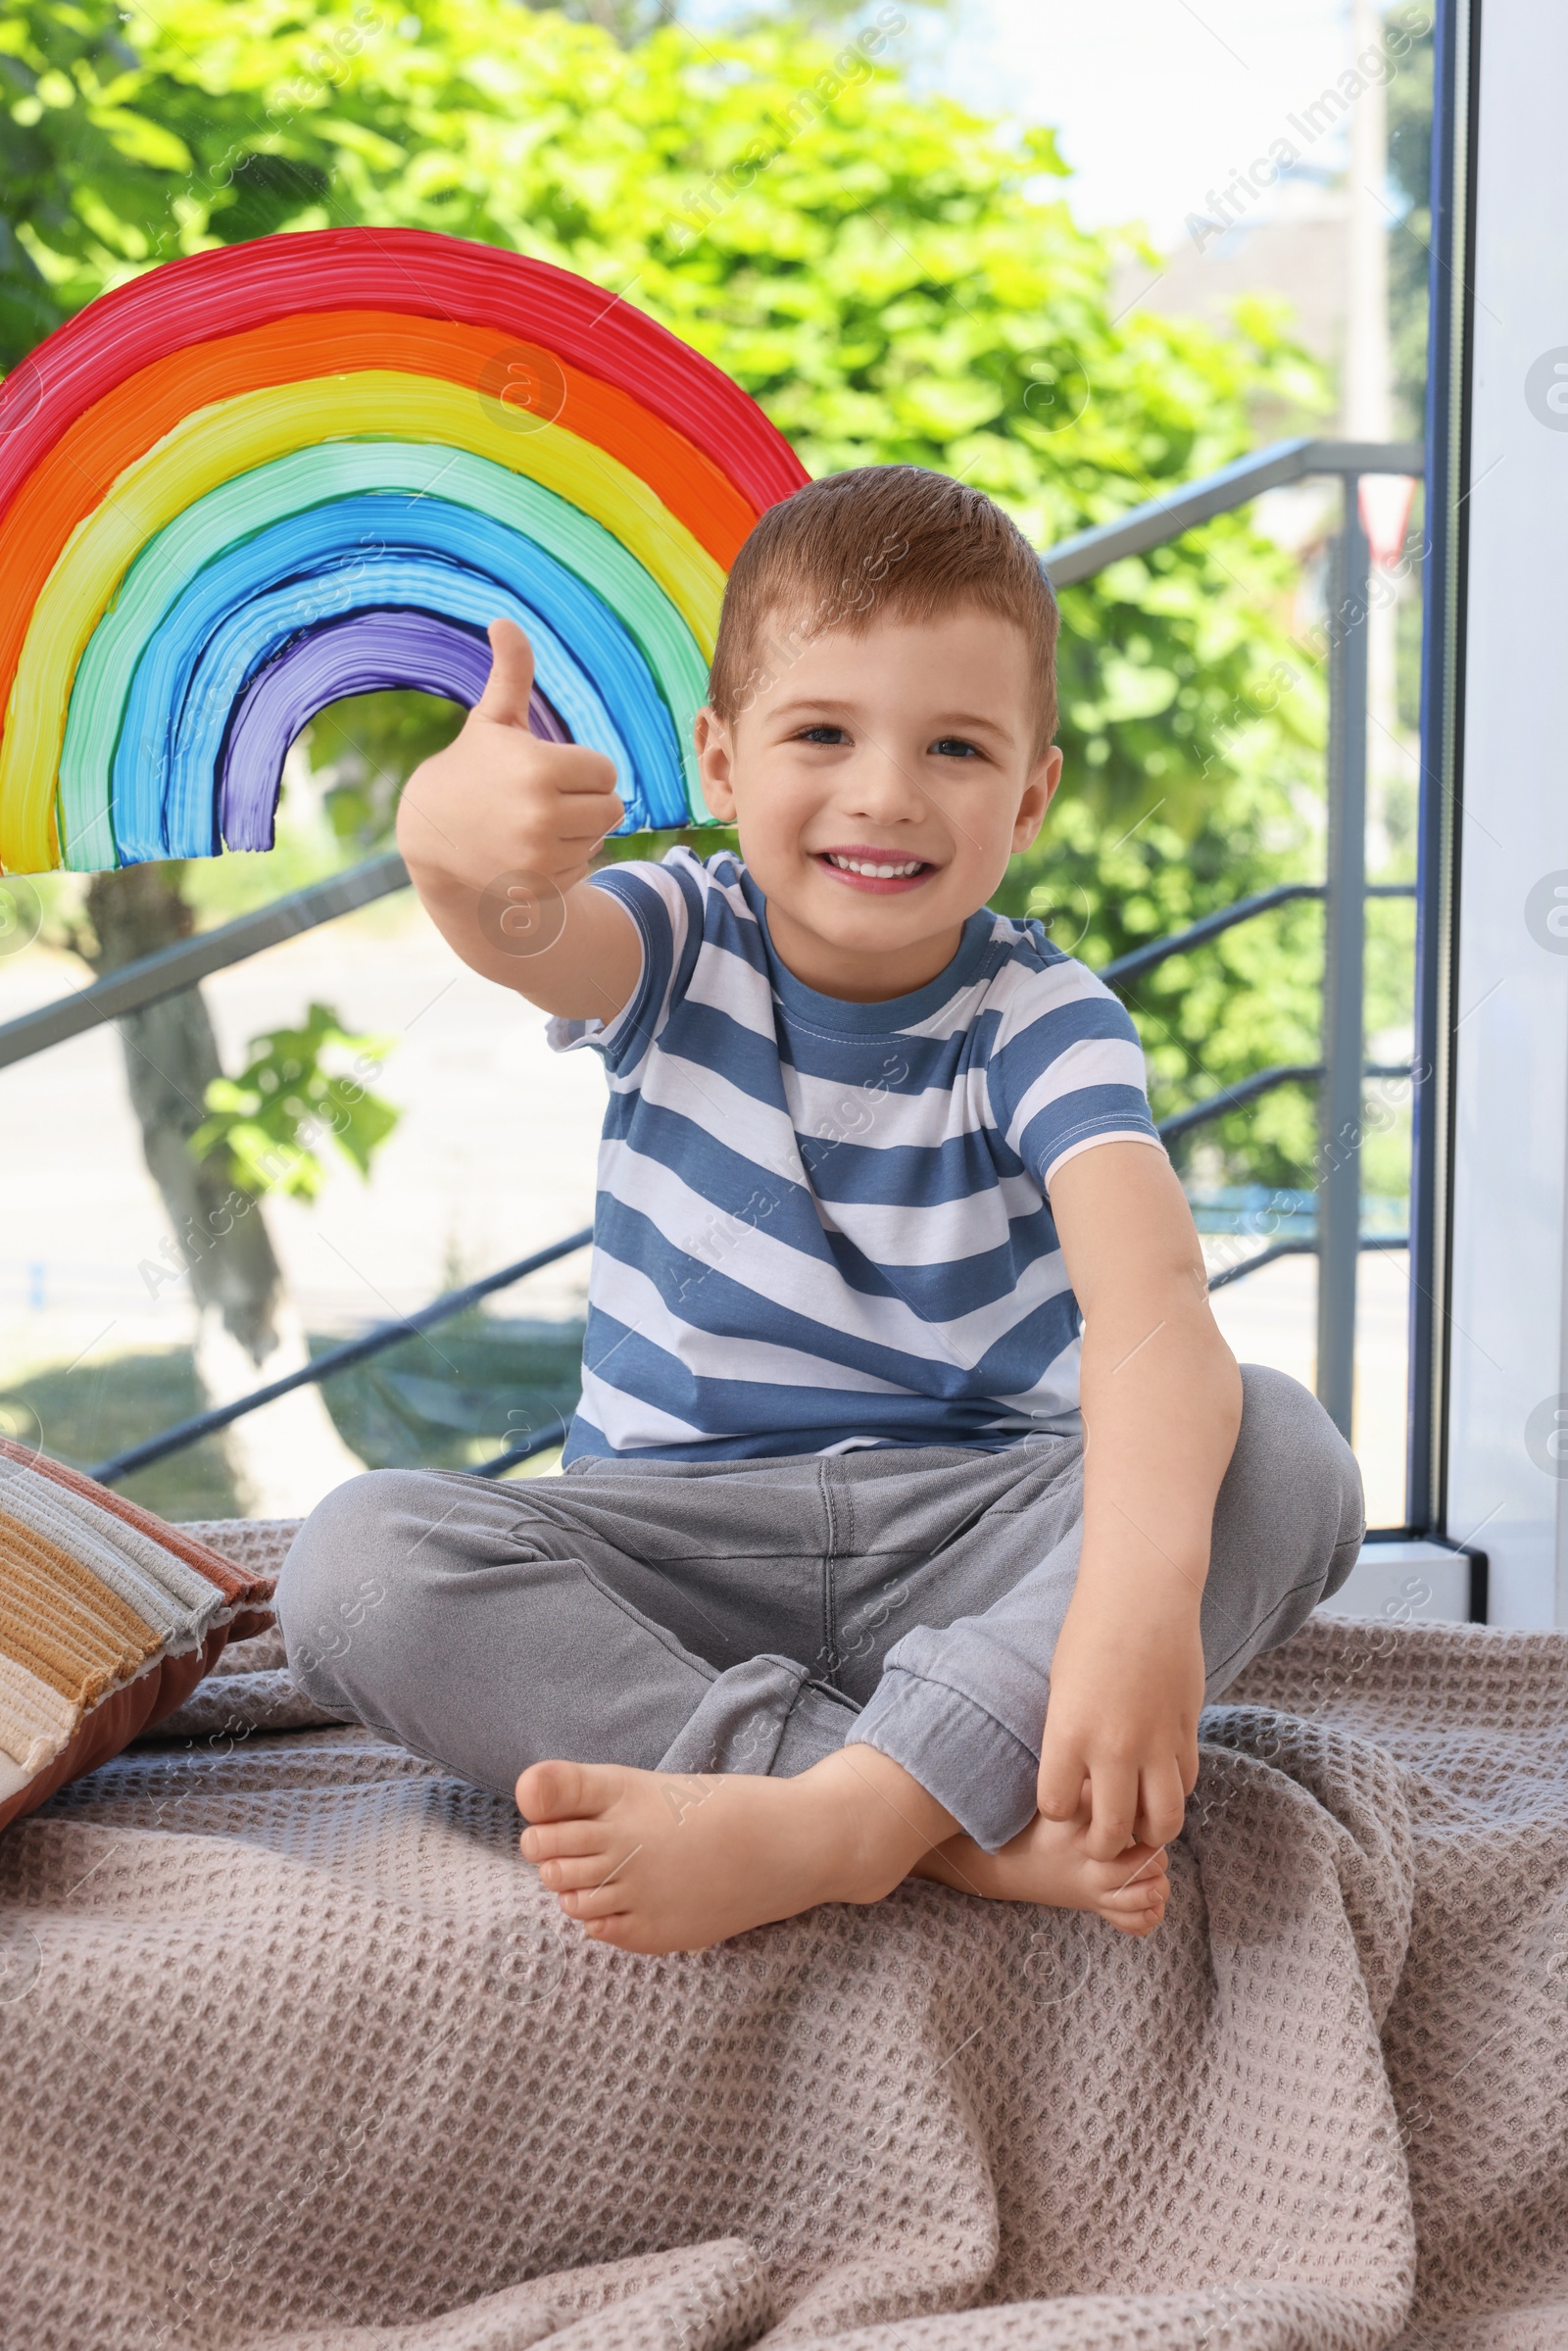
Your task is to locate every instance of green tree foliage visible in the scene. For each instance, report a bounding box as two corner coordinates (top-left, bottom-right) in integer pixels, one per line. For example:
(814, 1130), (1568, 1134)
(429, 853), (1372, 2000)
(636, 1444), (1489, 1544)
(1, 0), (1352, 1185)
(190, 1001), (399, 1199)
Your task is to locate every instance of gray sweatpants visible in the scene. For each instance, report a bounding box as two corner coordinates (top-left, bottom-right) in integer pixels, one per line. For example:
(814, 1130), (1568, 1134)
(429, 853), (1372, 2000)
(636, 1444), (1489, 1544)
(277, 1364), (1363, 1851)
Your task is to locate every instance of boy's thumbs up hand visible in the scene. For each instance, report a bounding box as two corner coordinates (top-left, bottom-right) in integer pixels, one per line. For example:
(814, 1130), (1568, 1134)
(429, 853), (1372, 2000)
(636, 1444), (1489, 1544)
(394, 616), (639, 1014)
(397, 617), (624, 908)
(472, 615), (538, 731)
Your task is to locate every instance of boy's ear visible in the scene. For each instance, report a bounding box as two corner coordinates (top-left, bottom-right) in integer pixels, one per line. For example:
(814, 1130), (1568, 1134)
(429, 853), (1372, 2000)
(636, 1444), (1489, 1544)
(695, 704), (738, 823)
(1010, 745), (1064, 855)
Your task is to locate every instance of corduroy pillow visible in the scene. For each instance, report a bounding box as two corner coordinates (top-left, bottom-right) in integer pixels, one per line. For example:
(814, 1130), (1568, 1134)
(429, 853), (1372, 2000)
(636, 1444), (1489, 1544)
(0, 1437), (274, 1834)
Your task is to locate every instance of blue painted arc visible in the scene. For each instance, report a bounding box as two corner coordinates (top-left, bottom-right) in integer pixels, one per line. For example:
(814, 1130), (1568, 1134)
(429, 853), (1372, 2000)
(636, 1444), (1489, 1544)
(104, 549), (641, 861)
(56, 446), (710, 867)
(111, 495), (686, 859)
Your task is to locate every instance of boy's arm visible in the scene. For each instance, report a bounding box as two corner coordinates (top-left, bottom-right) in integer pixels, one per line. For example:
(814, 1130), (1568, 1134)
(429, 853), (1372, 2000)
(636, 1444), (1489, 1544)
(395, 618), (642, 1022)
(1038, 1140), (1244, 1861)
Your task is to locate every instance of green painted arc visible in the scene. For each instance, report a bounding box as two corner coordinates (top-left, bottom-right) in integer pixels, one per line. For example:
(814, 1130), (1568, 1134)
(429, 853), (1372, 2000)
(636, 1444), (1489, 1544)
(59, 439), (710, 867)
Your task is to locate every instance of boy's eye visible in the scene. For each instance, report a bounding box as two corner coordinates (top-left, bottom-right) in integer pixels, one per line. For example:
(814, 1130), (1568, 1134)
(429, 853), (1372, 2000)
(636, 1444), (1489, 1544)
(797, 724), (849, 745)
(930, 736), (983, 759)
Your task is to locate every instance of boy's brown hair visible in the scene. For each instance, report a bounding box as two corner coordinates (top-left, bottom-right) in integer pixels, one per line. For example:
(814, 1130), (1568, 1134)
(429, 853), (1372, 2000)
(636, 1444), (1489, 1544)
(708, 465), (1060, 754)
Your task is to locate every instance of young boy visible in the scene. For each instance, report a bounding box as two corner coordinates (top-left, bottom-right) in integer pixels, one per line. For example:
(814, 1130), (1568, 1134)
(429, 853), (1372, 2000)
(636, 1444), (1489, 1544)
(277, 467), (1363, 1955)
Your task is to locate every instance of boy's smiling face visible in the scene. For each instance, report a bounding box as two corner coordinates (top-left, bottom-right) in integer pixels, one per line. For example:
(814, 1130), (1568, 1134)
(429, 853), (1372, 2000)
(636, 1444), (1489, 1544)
(695, 604), (1063, 1003)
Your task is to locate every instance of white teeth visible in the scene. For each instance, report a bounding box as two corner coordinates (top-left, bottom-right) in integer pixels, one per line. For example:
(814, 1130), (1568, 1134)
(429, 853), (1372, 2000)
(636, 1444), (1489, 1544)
(825, 854), (925, 879)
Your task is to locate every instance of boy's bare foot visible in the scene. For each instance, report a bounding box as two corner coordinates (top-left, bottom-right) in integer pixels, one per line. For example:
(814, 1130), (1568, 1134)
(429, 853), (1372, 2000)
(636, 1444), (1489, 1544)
(516, 1744), (957, 1955)
(910, 1812), (1171, 1937)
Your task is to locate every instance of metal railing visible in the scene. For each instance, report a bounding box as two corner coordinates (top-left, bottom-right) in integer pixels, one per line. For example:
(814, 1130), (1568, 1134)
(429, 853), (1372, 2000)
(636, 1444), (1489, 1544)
(0, 433), (1421, 1478)
(0, 850), (410, 1072)
(1055, 434), (1422, 1436)
(84, 1229), (592, 1487)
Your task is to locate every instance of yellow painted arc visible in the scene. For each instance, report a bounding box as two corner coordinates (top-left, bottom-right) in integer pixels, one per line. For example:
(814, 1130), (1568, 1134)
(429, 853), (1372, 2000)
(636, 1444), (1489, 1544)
(0, 372), (725, 873)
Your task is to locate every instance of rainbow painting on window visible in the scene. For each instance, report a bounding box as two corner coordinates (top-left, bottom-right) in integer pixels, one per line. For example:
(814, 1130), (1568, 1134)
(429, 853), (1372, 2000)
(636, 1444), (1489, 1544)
(0, 227), (808, 876)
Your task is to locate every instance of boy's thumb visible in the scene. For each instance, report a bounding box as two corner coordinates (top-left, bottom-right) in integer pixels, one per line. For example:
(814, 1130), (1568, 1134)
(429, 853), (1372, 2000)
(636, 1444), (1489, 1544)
(474, 617), (536, 729)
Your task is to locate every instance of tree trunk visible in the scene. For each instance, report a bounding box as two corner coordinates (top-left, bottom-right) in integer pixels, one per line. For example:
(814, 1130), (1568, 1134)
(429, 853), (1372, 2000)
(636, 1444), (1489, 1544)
(83, 863), (366, 1518)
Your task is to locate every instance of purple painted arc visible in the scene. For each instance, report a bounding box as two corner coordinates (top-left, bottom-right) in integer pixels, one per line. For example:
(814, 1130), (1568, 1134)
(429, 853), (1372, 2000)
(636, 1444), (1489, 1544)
(219, 609), (572, 851)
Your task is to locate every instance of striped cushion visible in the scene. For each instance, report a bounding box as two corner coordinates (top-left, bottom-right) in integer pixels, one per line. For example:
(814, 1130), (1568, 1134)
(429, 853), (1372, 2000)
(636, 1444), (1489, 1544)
(0, 1438), (273, 1833)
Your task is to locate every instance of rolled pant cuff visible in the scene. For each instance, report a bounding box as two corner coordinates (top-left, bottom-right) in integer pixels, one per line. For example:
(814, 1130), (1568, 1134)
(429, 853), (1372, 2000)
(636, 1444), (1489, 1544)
(658, 1654), (858, 1779)
(849, 1665), (1040, 1851)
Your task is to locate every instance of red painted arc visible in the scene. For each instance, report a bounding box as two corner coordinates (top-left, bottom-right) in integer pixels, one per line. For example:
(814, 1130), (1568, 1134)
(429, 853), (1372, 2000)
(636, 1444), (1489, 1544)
(0, 226), (809, 524)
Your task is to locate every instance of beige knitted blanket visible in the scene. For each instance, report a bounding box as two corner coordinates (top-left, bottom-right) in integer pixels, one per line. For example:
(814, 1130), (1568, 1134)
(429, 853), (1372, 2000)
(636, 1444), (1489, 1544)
(2, 1518), (1564, 2351)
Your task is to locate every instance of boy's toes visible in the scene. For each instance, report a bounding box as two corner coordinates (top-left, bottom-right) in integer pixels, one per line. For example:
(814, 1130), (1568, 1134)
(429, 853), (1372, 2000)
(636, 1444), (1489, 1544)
(516, 1758), (610, 1823)
(536, 1852), (615, 1893)
(1124, 1883), (1169, 1927)
(558, 1881), (632, 1922)
(1106, 1884), (1167, 1935)
(1096, 1846), (1170, 1935)
(519, 1817), (602, 1865)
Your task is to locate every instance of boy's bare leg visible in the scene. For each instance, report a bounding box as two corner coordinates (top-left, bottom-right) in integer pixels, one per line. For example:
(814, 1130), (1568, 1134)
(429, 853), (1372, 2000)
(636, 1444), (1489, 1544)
(517, 1746), (1167, 1954)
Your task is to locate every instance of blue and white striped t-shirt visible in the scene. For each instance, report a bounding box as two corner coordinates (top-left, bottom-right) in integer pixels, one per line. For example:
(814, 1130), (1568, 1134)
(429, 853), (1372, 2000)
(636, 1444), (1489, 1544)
(548, 848), (1162, 1463)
